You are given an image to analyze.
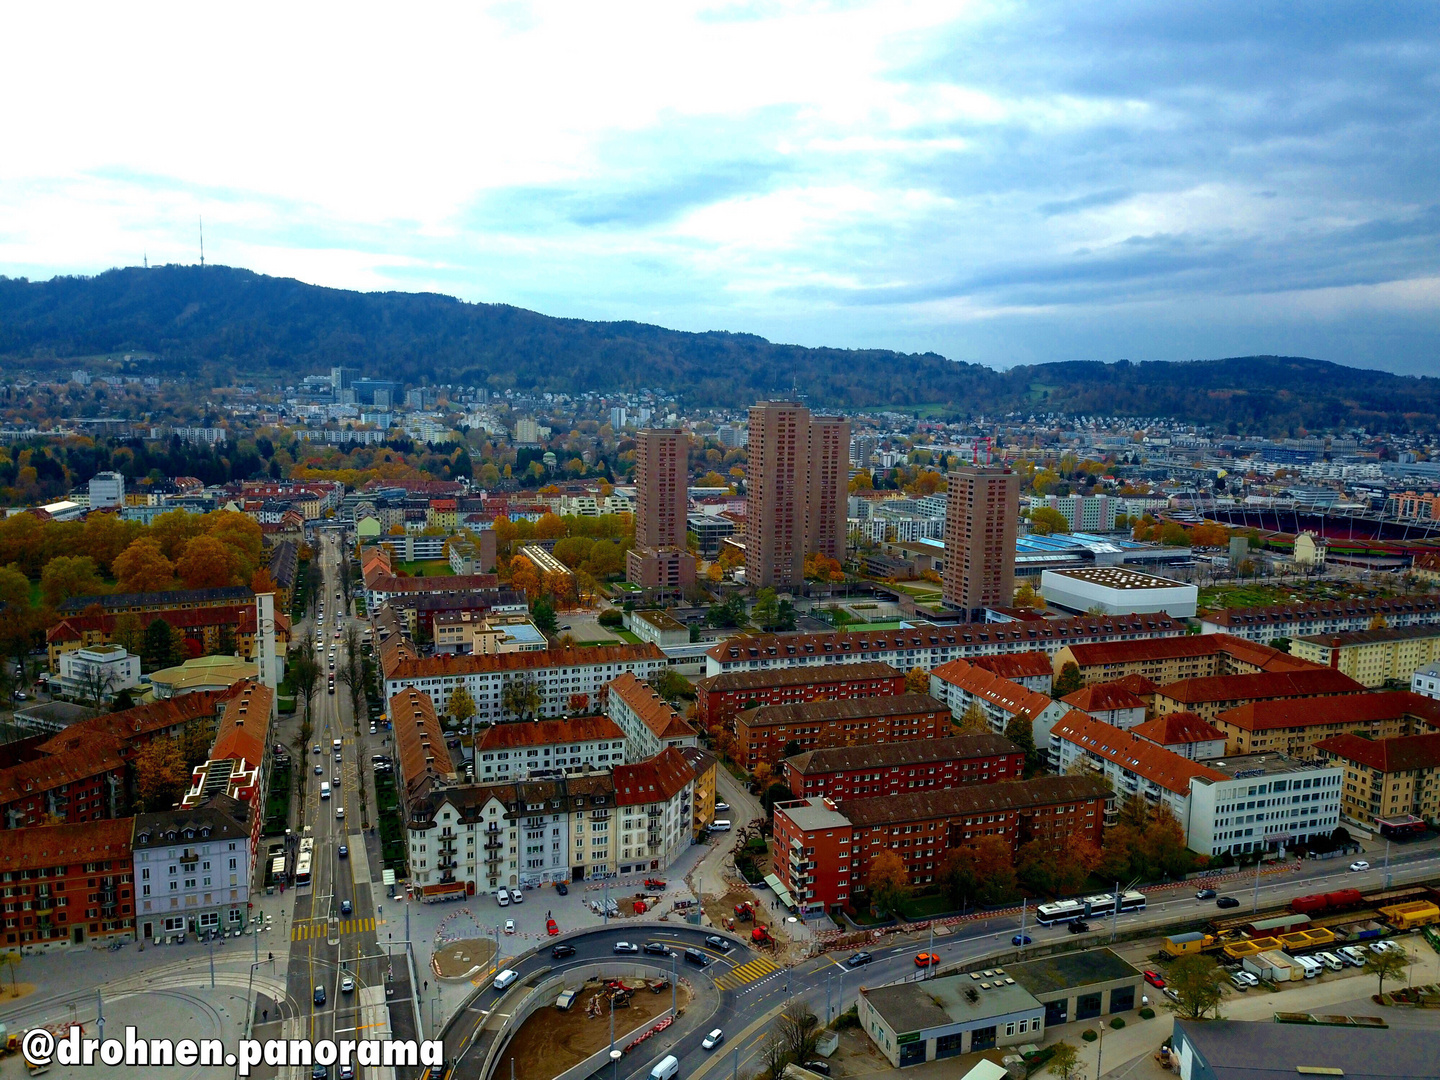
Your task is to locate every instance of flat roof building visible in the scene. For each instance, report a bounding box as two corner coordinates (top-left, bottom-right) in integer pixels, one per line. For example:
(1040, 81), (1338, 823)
(858, 968), (1044, 1068)
(1041, 567), (1198, 618)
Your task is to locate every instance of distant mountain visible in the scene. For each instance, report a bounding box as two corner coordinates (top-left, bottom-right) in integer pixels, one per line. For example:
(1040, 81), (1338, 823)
(1, 265), (1436, 433)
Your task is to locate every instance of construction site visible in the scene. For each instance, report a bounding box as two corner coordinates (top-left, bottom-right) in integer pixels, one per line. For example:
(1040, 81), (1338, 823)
(493, 976), (693, 1080)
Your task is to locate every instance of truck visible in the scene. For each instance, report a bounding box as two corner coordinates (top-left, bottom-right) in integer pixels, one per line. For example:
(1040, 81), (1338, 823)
(1244, 949), (1302, 982)
(1162, 932), (1217, 959)
(1379, 901), (1440, 930)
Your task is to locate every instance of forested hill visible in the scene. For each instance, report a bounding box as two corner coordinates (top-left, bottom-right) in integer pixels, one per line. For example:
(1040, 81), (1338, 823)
(1, 265), (1436, 432)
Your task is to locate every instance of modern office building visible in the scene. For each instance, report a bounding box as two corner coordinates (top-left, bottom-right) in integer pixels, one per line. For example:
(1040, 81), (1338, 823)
(88, 470), (125, 510)
(943, 466), (1019, 620)
(1184, 753), (1343, 859)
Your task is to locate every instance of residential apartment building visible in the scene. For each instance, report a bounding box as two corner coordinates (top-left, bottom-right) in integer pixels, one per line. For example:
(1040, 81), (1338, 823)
(57, 585), (254, 619)
(133, 799), (251, 941)
(612, 749), (696, 875)
(1315, 732), (1440, 829)
(1051, 634), (1314, 689)
(381, 642), (667, 723)
(0, 819), (134, 950)
(361, 546), (501, 613)
(734, 694), (951, 769)
(627, 428), (697, 589)
(0, 731), (127, 829)
(606, 672), (699, 758)
(773, 797), (853, 912)
(844, 776), (1109, 892)
(806, 415), (850, 563)
(1291, 625), (1440, 688)
(704, 613), (1187, 678)
(1211, 691), (1440, 757)
(1414, 660), (1440, 701)
(694, 662), (905, 727)
(1199, 596), (1440, 642)
(45, 603), (290, 673)
(782, 733), (1024, 801)
(181, 682), (273, 867)
(1131, 713), (1227, 760)
(971, 652), (1054, 693)
(473, 716), (628, 781)
(54, 644), (140, 703)
(929, 659), (1072, 749)
(943, 465), (1019, 621)
(1152, 668), (1364, 722)
(1027, 493), (1118, 533)
(1059, 683), (1148, 730)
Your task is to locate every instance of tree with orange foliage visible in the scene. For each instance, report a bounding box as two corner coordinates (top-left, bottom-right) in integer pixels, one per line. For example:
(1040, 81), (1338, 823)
(509, 556), (541, 602)
(864, 850), (911, 917)
(205, 512), (263, 579)
(176, 535), (240, 589)
(544, 571), (576, 607)
(904, 667), (930, 695)
(534, 513), (567, 540)
(250, 568), (278, 595)
(113, 539), (175, 594)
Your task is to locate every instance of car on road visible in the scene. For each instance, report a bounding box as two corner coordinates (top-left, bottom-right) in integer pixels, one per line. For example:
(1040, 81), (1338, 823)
(1144, 970), (1165, 989)
(493, 969), (518, 991)
(314, 985), (326, 1005)
(705, 935), (732, 952)
(915, 952), (940, 968)
(556, 882), (569, 896)
(370, 725), (377, 735)
(315, 764), (323, 775)
(1068, 920), (1091, 934)
(341, 899), (352, 915)
(510, 888), (524, 903)
(504, 920), (515, 934)
(341, 975), (355, 993)
(702, 1029), (724, 1050)
(552, 944), (577, 959)
(613, 942), (640, 954)
(1216, 896), (1240, 909)
(338, 1065), (354, 1080)
(1163, 987), (1180, 1002)
(643, 942), (673, 956)
(1230, 971), (1258, 990)
(1012, 933), (1033, 946)
(1350, 860), (1370, 872)
(846, 952), (873, 967)
(1196, 888), (1217, 900)
(312, 1065), (328, 1080)
(335, 806), (345, 819)
(338, 845), (348, 858)
(314, 744), (321, 754)
(715, 802), (730, 812)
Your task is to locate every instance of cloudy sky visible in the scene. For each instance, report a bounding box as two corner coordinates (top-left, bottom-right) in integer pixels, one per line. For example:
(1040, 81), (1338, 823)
(2, 1), (1438, 374)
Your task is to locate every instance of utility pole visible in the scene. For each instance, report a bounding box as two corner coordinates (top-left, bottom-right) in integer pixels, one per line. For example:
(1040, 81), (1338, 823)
(1384, 840), (1392, 890)
(1111, 881), (1119, 943)
(1019, 899), (1026, 951)
(1252, 857), (1262, 914)
(672, 951), (677, 1016)
(97, 990), (104, 1043)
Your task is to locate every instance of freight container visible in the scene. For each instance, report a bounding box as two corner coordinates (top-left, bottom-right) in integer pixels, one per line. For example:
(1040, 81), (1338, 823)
(1379, 901), (1440, 931)
(1243, 949), (1301, 982)
(1223, 936), (1282, 961)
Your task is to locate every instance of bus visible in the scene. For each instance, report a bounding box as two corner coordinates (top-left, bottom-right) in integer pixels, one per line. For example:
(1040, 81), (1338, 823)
(1119, 890), (1147, 914)
(1035, 900), (1086, 925)
(269, 854), (287, 888)
(294, 837), (315, 888)
(1084, 891), (1147, 917)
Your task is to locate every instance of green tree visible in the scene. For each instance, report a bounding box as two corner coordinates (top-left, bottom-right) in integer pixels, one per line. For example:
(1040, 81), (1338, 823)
(531, 595), (558, 634)
(1028, 507), (1071, 536)
(501, 675), (542, 722)
(652, 669), (691, 702)
(752, 588), (780, 630)
(1053, 662), (1083, 697)
(1162, 955), (1227, 1021)
(1047, 1041), (1083, 1080)
(1363, 945), (1409, 998)
(143, 617), (175, 670)
(1004, 713), (1044, 777)
(40, 555), (104, 607)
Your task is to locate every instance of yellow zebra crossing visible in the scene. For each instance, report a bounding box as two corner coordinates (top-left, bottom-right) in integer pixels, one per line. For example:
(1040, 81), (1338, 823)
(713, 956), (779, 990)
(291, 918), (376, 940)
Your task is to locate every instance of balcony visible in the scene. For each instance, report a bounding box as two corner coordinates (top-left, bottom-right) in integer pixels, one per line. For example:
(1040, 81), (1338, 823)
(484, 839), (503, 851)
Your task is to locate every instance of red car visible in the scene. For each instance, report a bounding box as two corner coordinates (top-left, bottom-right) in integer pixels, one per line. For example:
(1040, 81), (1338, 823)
(547, 918), (559, 936)
(1144, 970), (1165, 989)
(915, 953), (941, 968)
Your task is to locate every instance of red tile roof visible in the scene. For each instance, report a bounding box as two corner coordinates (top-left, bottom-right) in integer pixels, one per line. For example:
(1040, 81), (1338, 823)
(1217, 691), (1440, 732)
(1204, 596), (1440, 628)
(211, 681), (272, 768)
(613, 747), (695, 805)
(0, 817), (134, 872)
(1315, 732), (1440, 774)
(930, 660), (1058, 719)
(972, 651), (1054, 681)
(36, 691), (233, 752)
(384, 643), (664, 681)
(1050, 711), (1227, 795)
(0, 733), (127, 805)
(1061, 633), (1314, 671)
(1062, 683), (1148, 713)
(1113, 673), (1161, 697)
(474, 715), (625, 751)
(1156, 669), (1363, 705)
(609, 672), (697, 742)
(1132, 712), (1227, 747)
(391, 687), (456, 797)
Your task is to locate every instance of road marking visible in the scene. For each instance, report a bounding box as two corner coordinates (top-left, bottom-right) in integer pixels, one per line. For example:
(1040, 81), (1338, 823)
(713, 956), (780, 990)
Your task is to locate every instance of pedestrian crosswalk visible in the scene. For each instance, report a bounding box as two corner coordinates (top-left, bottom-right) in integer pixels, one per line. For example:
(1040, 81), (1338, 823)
(291, 917), (376, 940)
(713, 955), (779, 990)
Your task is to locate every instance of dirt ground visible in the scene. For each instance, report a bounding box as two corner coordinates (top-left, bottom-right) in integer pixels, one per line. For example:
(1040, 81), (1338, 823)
(433, 938), (497, 979)
(496, 978), (693, 1080)
(703, 886), (804, 961)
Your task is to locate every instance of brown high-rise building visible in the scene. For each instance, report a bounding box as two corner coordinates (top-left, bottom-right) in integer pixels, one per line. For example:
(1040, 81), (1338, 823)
(626, 428), (696, 590)
(634, 429), (687, 549)
(745, 403), (851, 589)
(806, 415), (850, 563)
(943, 465), (1018, 621)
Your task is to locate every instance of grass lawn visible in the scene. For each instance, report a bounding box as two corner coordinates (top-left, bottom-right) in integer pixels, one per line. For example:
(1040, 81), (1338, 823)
(610, 581), (643, 594)
(1198, 580), (1372, 613)
(890, 581), (943, 600)
(897, 893), (960, 920)
(615, 630), (643, 644)
(397, 559), (452, 577)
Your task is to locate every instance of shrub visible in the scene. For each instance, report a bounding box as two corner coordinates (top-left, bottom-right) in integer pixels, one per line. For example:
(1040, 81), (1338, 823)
(1082, 1030), (1097, 1042)
(598, 609), (624, 627)
(1110, 1017), (1126, 1029)
(1138, 1007), (1155, 1019)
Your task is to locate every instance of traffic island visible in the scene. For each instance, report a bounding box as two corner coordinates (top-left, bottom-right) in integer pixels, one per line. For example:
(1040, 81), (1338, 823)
(433, 938), (499, 982)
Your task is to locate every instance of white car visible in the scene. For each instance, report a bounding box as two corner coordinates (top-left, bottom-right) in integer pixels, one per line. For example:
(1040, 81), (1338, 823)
(1230, 971), (1259, 989)
(504, 920), (515, 934)
(493, 969), (518, 991)
(340, 975), (355, 993)
(702, 1029), (724, 1050)
(1370, 939), (1400, 955)
(509, 888), (524, 903)
(496, 890), (510, 907)
(335, 806), (345, 819)
(1349, 860), (1370, 872)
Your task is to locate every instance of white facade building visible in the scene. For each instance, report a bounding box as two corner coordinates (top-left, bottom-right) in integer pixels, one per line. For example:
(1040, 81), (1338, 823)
(87, 471), (125, 510)
(56, 644), (140, 702)
(132, 802), (251, 941)
(1411, 660), (1440, 701)
(1040, 567), (1198, 618)
(473, 716), (628, 781)
(1185, 755), (1343, 860)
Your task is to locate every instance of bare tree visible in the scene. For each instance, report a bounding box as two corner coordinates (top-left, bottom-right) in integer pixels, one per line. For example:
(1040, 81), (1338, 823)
(778, 999), (820, 1064)
(75, 660), (118, 712)
(758, 1034), (788, 1080)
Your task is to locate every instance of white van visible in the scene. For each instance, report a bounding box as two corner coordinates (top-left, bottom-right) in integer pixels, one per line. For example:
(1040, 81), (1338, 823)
(493, 969), (518, 991)
(648, 1055), (679, 1080)
(1339, 946), (1366, 967)
(496, 889), (510, 907)
(1317, 951), (1344, 972)
(1293, 955), (1321, 978)
(708, 820), (732, 833)
(320, 782), (331, 799)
